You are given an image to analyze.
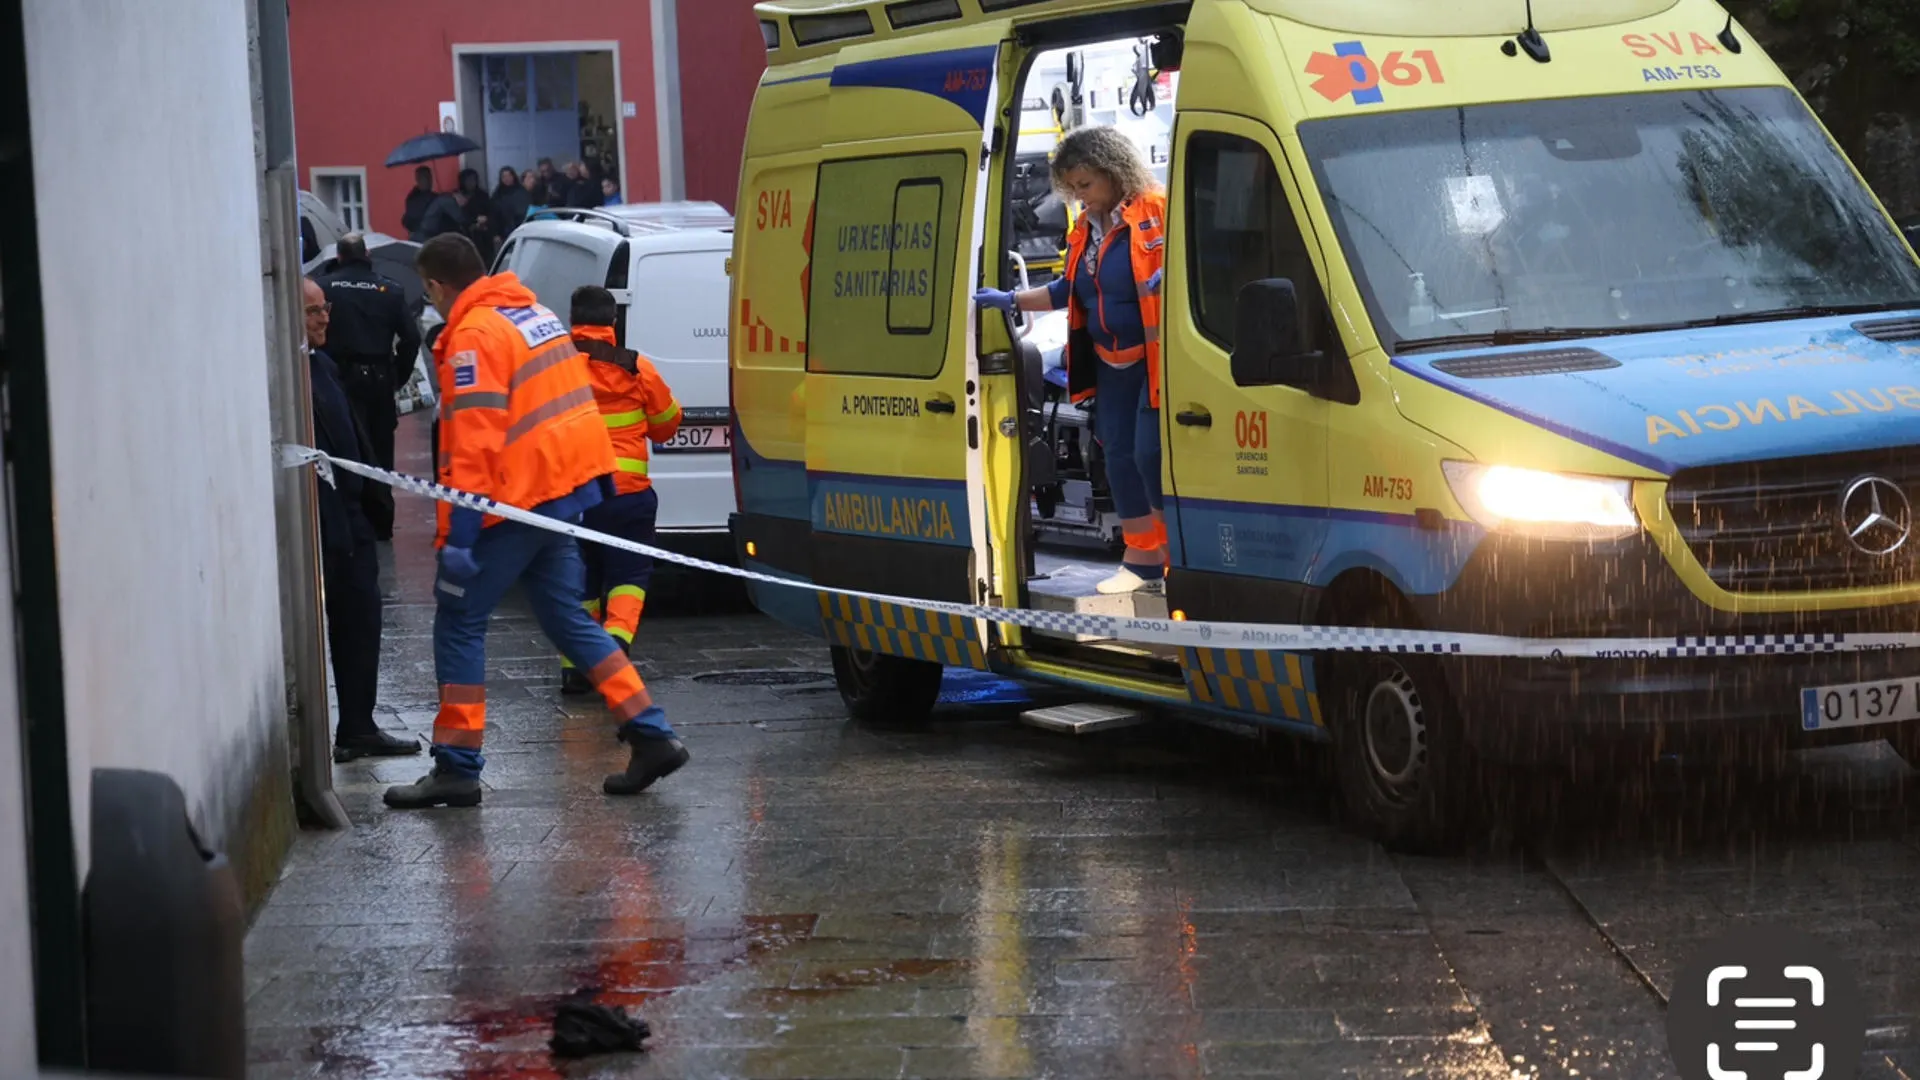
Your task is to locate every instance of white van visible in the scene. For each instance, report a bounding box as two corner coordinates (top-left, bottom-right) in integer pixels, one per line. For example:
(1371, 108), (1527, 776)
(492, 203), (735, 571)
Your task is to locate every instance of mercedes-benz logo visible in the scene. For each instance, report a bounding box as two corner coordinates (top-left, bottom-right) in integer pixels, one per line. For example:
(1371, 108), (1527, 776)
(1839, 475), (1913, 557)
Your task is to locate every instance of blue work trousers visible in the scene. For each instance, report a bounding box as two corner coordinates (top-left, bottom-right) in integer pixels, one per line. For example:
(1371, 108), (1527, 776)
(1093, 358), (1163, 520)
(581, 488), (659, 622)
(434, 519), (675, 770)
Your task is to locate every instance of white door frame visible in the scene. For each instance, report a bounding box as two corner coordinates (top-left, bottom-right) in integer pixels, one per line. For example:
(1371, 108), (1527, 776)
(451, 40), (626, 194)
(650, 0), (686, 201)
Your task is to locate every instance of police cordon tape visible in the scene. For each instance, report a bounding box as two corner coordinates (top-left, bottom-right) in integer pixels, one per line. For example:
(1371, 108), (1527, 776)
(279, 444), (1920, 660)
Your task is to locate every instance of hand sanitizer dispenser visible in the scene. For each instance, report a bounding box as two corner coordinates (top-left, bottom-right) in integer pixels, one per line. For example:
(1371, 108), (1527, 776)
(1407, 271), (1435, 328)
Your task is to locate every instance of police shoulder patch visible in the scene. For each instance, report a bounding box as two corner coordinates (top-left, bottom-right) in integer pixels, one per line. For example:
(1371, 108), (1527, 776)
(452, 349), (478, 389)
(498, 305), (569, 349)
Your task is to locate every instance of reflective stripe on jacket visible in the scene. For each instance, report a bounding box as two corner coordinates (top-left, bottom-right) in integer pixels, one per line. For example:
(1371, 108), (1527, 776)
(1060, 190), (1168, 409)
(432, 272), (616, 547)
(572, 325), (683, 496)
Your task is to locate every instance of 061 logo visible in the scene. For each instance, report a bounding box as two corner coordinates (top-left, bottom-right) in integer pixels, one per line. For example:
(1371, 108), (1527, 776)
(1304, 41), (1446, 105)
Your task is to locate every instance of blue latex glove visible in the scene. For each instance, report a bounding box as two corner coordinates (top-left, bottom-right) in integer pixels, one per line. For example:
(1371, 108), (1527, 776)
(973, 287), (1016, 313)
(444, 506), (483, 550)
(1144, 268), (1164, 295)
(439, 545), (481, 581)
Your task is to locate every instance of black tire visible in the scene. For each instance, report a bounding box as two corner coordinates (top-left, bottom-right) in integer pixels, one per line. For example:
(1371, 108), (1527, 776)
(830, 644), (943, 727)
(1327, 611), (1479, 853)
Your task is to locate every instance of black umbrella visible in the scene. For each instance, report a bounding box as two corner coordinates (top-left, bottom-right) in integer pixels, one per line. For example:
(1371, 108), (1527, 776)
(386, 131), (480, 167)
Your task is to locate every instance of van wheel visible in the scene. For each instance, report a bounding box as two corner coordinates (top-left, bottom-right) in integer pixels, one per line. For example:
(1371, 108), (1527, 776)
(1327, 613), (1478, 853)
(830, 645), (943, 728)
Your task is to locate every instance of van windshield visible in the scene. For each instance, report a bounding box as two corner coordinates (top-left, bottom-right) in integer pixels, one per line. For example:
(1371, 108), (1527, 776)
(1295, 87), (1920, 354)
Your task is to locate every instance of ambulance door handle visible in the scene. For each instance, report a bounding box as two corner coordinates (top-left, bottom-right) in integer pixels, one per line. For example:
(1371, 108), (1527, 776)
(1175, 406), (1211, 428)
(925, 395), (957, 415)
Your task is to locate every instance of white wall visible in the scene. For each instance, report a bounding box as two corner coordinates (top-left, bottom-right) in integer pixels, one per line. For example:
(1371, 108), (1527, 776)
(24, 0), (288, 874)
(0, 442), (36, 1076)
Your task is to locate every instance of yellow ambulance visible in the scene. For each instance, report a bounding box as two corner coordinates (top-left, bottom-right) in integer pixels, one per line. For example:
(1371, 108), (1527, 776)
(727, 0), (1920, 848)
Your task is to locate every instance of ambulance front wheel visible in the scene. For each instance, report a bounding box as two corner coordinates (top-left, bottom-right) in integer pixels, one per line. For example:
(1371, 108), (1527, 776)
(1328, 631), (1479, 854)
(831, 645), (943, 728)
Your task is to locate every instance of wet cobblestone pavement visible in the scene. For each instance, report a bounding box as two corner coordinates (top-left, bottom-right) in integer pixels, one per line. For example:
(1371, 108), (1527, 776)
(249, 418), (1920, 1078)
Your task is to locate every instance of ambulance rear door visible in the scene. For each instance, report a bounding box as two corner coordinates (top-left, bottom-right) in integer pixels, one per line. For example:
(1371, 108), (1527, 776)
(803, 25), (1010, 629)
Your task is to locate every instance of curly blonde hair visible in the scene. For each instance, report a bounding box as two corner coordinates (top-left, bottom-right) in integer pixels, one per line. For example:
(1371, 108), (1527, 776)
(1049, 125), (1156, 202)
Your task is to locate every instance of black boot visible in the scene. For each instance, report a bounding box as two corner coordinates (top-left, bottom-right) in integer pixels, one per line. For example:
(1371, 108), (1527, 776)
(334, 730), (423, 763)
(603, 734), (689, 796)
(560, 667), (593, 696)
(384, 768), (482, 809)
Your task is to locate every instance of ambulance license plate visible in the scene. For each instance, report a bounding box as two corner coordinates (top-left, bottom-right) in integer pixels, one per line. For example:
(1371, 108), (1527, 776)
(657, 425), (730, 453)
(1800, 676), (1920, 731)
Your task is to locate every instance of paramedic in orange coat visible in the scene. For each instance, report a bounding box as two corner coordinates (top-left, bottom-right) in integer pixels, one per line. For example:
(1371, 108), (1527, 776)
(559, 285), (682, 695)
(384, 234), (690, 809)
(974, 126), (1169, 595)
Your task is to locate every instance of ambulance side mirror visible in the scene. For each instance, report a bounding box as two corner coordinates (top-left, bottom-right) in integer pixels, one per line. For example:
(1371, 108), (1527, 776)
(1231, 278), (1328, 391)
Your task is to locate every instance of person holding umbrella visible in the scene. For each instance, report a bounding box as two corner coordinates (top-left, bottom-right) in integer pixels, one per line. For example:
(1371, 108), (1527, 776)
(386, 129), (481, 241)
(402, 166), (436, 240)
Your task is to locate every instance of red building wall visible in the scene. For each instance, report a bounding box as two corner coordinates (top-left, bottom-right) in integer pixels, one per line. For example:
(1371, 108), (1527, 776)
(289, 0), (662, 237)
(676, 1), (767, 211)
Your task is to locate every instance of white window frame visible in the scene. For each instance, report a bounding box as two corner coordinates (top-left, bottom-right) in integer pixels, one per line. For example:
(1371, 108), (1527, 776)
(309, 166), (369, 233)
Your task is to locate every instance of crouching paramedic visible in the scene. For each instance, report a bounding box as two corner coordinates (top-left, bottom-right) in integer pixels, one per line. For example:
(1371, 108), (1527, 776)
(559, 285), (681, 696)
(386, 233), (691, 810)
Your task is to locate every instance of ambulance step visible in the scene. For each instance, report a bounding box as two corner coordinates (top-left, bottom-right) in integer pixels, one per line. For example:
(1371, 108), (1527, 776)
(1020, 702), (1149, 735)
(1027, 560), (1168, 643)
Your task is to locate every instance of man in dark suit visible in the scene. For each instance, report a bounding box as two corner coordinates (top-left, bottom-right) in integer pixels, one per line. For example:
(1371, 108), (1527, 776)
(304, 276), (422, 762)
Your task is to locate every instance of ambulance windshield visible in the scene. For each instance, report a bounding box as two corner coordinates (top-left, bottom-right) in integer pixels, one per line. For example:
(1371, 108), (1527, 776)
(1297, 87), (1920, 354)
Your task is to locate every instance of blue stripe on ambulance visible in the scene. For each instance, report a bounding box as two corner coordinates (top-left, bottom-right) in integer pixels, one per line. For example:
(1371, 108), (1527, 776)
(1168, 497), (1488, 597)
(810, 472), (969, 547)
(732, 421), (809, 521)
(828, 45), (1000, 124)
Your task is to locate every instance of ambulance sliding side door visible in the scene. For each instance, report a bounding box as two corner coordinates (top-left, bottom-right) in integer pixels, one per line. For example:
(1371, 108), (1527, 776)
(803, 26), (1009, 638)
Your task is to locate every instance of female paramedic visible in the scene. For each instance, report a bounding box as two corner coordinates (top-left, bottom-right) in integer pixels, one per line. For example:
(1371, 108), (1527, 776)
(974, 126), (1168, 595)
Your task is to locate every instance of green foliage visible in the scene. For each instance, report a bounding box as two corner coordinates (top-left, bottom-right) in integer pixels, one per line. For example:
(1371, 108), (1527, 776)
(1756, 0), (1920, 75)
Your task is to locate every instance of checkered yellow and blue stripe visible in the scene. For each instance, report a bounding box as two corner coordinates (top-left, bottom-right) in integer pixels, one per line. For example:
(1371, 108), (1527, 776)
(817, 592), (988, 670)
(1181, 648), (1322, 726)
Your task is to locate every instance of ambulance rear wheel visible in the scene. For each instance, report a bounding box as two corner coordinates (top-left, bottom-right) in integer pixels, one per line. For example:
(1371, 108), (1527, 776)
(831, 645), (943, 728)
(1328, 619), (1478, 853)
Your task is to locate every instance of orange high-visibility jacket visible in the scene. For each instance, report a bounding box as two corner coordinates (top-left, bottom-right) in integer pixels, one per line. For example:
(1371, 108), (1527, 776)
(1061, 190), (1168, 408)
(571, 325), (683, 496)
(433, 273), (616, 546)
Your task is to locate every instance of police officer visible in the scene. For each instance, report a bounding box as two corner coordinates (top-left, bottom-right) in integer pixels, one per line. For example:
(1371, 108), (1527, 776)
(318, 232), (421, 541)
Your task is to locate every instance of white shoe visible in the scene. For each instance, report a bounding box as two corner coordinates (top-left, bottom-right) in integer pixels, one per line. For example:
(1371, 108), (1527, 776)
(1095, 566), (1166, 595)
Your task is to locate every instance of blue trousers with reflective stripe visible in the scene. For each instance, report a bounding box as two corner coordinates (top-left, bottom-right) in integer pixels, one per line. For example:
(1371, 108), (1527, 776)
(433, 519), (676, 778)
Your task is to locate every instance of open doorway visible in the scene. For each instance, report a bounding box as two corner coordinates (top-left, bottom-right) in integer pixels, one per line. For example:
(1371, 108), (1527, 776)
(1000, 30), (1183, 665)
(454, 43), (624, 204)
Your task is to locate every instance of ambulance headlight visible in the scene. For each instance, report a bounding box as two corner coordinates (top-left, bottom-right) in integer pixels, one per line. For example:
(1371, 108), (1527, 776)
(1441, 462), (1639, 541)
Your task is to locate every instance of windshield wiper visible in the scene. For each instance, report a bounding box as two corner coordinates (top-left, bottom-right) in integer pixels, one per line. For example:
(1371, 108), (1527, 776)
(1393, 326), (1634, 354)
(1680, 301), (1920, 329)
